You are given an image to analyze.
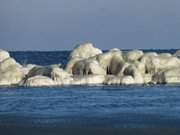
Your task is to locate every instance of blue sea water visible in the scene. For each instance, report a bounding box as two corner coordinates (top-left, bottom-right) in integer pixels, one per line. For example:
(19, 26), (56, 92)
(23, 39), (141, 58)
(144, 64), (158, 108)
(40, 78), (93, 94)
(0, 50), (180, 135)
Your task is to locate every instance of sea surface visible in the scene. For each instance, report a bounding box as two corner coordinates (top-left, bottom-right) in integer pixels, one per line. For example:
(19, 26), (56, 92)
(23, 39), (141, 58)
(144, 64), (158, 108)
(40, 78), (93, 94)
(0, 50), (180, 135)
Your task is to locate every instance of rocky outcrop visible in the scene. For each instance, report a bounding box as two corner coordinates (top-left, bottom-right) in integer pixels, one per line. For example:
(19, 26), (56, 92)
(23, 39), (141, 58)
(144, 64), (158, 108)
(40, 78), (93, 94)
(1, 43), (180, 87)
(72, 59), (106, 75)
(125, 50), (144, 62)
(0, 50), (24, 86)
(23, 75), (55, 87)
(72, 75), (105, 85)
(69, 43), (102, 59)
(0, 49), (10, 62)
(65, 43), (102, 74)
(153, 68), (180, 84)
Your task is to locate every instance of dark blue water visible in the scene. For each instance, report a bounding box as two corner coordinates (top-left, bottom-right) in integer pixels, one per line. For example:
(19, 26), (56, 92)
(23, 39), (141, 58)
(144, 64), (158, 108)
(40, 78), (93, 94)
(1, 50), (180, 135)
(10, 49), (177, 66)
(10, 51), (70, 66)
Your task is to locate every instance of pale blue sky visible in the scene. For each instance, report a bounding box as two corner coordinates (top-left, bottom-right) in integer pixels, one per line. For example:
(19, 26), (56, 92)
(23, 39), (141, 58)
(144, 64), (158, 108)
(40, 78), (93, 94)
(0, 0), (179, 50)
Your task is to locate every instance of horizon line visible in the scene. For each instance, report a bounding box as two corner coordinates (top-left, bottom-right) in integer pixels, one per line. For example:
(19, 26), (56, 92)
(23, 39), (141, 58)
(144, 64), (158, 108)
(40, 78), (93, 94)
(7, 48), (180, 52)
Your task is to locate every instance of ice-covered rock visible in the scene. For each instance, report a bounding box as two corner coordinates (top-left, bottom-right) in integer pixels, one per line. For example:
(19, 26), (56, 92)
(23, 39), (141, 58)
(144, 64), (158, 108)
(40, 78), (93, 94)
(121, 76), (135, 85)
(159, 53), (172, 57)
(123, 65), (144, 84)
(51, 67), (73, 85)
(23, 75), (55, 87)
(96, 49), (124, 74)
(162, 68), (180, 84)
(0, 58), (24, 85)
(125, 50), (144, 62)
(65, 43), (102, 74)
(72, 59), (106, 75)
(21, 64), (37, 75)
(141, 54), (180, 74)
(104, 75), (121, 85)
(0, 58), (17, 71)
(1, 45), (180, 87)
(131, 61), (146, 74)
(0, 49), (10, 62)
(72, 75), (105, 85)
(65, 57), (81, 73)
(153, 68), (180, 84)
(69, 43), (102, 59)
(0, 66), (24, 86)
(26, 66), (52, 79)
(51, 67), (72, 81)
(143, 74), (152, 84)
(26, 65), (72, 80)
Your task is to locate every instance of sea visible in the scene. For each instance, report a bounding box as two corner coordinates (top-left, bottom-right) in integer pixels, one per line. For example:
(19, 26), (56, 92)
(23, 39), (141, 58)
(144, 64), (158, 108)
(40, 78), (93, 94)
(0, 50), (180, 135)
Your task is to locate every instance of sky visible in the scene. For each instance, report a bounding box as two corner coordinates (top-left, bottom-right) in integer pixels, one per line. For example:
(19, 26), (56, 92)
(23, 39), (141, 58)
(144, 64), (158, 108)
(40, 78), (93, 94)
(0, 0), (179, 51)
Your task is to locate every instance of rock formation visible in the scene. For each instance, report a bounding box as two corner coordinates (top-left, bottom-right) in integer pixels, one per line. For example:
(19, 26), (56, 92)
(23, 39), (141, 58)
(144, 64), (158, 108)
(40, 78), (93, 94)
(0, 50), (24, 86)
(1, 44), (180, 87)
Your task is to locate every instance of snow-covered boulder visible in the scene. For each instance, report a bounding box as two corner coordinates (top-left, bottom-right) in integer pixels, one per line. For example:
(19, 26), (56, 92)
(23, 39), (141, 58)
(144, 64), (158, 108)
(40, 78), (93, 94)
(0, 49), (10, 62)
(72, 59), (106, 75)
(125, 50), (144, 62)
(65, 43), (102, 74)
(104, 75), (121, 85)
(69, 43), (102, 59)
(153, 68), (180, 84)
(23, 75), (55, 87)
(96, 49), (124, 75)
(121, 76), (135, 85)
(0, 58), (24, 86)
(72, 75), (105, 85)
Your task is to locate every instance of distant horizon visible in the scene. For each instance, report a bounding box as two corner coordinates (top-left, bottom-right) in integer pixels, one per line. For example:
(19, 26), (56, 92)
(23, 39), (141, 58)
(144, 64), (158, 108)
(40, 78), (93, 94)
(7, 46), (180, 52)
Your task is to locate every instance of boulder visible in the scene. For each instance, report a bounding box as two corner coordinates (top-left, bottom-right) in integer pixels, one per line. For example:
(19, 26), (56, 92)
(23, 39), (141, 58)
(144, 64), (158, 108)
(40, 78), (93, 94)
(72, 59), (106, 75)
(117, 62), (130, 76)
(26, 65), (72, 83)
(0, 66), (24, 86)
(72, 60), (85, 75)
(153, 68), (180, 84)
(0, 58), (17, 71)
(69, 43), (102, 59)
(2, 45), (180, 87)
(0, 58), (24, 85)
(26, 66), (52, 79)
(70, 48), (124, 76)
(109, 54), (124, 75)
(65, 43), (102, 74)
(51, 67), (72, 81)
(140, 55), (180, 74)
(144, 52), (158, 57)
(143, 74), (152, 84)
(0, 49), (10, 62)
(125, 50), (144, 62)
(104, 75), (121, 85)
(23, 75), (55, 87)
(163, 68), (180, 84)
(130, 61), (146, 74)
(123, 65), (144, 84)
(72, 75), (105, 85)
(21, 64), (37, 75)
(121, 76), (135, 85)
(96, 49), (124, 74)
(65, 57), (81, 73)
(51, 67), (73, 85)
(159, 53), (172, 57)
